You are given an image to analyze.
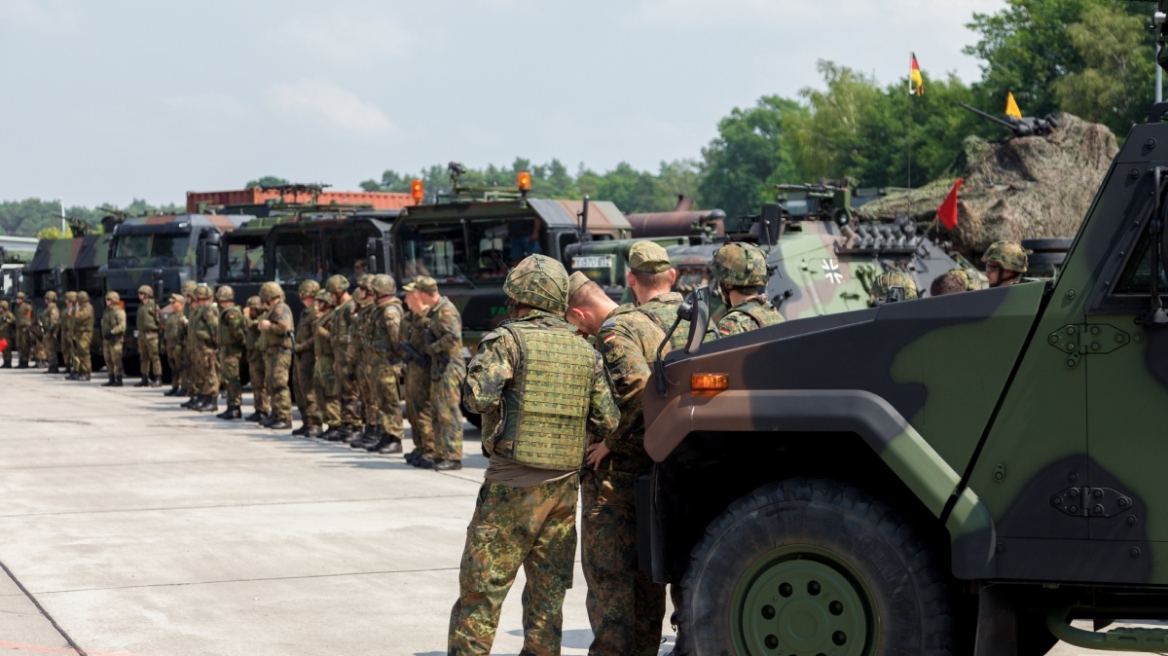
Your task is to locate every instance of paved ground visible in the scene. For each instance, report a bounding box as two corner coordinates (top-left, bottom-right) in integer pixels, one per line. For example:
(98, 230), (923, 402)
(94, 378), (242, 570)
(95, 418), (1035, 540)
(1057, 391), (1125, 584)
(0, 367), (1146, 655)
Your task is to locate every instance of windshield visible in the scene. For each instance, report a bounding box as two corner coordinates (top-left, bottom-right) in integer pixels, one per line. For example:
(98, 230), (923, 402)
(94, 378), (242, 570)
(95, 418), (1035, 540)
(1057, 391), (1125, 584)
(273, 231), (321, 284)
(1115, 229), (1168, 294)
(397, 217), (542, 284)
(223, 238), (265, 282)
(112, 231), (192, 268)
(324, 223), (378, 278)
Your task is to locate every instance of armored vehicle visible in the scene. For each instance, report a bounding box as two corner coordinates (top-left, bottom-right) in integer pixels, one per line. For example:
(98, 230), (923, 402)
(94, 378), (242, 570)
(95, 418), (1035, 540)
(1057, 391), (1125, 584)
(641, 98), (1168, 655)
(23, 231), (113, 363)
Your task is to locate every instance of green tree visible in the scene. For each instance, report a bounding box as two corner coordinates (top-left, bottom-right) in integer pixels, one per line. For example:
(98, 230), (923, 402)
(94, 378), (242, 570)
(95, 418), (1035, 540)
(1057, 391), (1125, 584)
(245, 175), (291, 188)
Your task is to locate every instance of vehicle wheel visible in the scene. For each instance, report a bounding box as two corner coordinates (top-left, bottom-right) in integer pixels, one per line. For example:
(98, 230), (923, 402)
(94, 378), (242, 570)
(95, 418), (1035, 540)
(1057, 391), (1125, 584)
(676, 478), (954, 656)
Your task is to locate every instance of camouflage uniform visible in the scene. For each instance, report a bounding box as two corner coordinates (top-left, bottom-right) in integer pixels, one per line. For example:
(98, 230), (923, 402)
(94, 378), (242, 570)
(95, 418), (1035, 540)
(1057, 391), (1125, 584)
(312, 290), (341, 430)
(638, 291), (689, 350)
(328, 277), (362, 436)
(163, 295), (187, 394)
(136, 285), (163, 386)
(0, 301), (14, 367)
(40, 293), (60, 372)
(60, 292), (76, 373)
(244, 296), (270, 421)
(868, 271), (919, 306)
(426, 293), (466, 463)
(13, 294), (33, 367)
(73, 293), (94, 379)
(403, 289), (435, 457)
(363, 274), (405, 452)
(292, 280), (321, 432)
(353, 280), (378, 441)
(101, 292), (127, 384)
(948, 267), (985, 291)
(449, 254), (620, 656)
(983, 240), (1029, 287)
(181, 280), (200, 403)
(216, 287), (247, 416)
(716, 298), (784, 336)
(189, 286), (220, 410)
(713, 241), (783, 336)
(259, 282), (295, 427)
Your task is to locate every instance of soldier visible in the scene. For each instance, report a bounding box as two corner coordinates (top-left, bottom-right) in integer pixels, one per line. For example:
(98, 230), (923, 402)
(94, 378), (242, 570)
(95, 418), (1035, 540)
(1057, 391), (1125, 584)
(868, 271), (919, 306)
(325, 275), (360, 441)
(414, 276), (466, 470)
(564, 271), (668, 655)
(983, 240), (1029, 287)
(291, 280), (322, 435)
(930, 272), (968, 297)
(60, 291), (76, 376)
(355, 274), (405, 453)
(136, 285), (163, 387)
(244, 296), (270, 423)
(626, 241), (690, 350)
(215, 286), (246, 419)
(449, 254), (620, 655)
(257, 281), (294, 430)
(312, 289), (342, 436)
(0, 300), (14, 368)
(712, 242), (784, 336)
(947, 267), (985, 291)
(162, 294), (187, 396)
(13, 292), (34, 368)
(71, 291), (94, 381)
(187, 284), (220, 412)
(402, 280), (435, 466)
(350, 275), (379, 447)
(41, 292), (61, 374)
(101, 291), (127, 387)
(180, 280), (200, 407)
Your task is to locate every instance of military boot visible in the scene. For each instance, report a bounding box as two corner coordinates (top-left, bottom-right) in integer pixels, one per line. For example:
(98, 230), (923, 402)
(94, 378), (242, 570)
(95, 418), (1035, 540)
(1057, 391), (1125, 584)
(135, 376), (150, 387)
(46, 365), (59, 374)
(164, 385), (180, 396)
(372, 433), (403, 454)
(432, 459), (462, 471)
(291, 424), (311, 436)
(101, 374), (115, 387)
(113, 375), (123, 387)
(267, 417), (292, 430)
(349, 426), (376, 449)
(17, 361), (28, 369)
(78, 372), (90, 381)
(197, 395), (219, 413)
(321, 427), (346, 442)
(0, 362), (11, 369)
(216, 406), (242, 420)
(245, 410), (267, 422)
(260, 415), (277, 428)
(303, 425), (323, 439)
(149, 377), (162, 387)
(182, 395), (201, 409)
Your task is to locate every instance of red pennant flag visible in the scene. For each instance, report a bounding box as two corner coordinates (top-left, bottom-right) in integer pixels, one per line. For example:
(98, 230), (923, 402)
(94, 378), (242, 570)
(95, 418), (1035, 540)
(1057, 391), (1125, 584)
(938, 178), (962, 230)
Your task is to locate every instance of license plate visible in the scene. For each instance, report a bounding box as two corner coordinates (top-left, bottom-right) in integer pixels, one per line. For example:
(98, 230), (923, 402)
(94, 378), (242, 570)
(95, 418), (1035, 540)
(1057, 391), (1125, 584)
(572, 255), (613, 269)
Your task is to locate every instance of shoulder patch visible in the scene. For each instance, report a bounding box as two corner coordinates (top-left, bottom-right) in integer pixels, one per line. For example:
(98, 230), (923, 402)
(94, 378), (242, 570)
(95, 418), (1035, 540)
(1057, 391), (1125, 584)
(601, 319), (617, 329)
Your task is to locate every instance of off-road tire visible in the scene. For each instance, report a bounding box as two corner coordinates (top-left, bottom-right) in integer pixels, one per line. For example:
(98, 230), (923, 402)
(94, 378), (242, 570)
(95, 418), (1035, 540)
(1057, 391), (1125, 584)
(676, 477), (955, 656)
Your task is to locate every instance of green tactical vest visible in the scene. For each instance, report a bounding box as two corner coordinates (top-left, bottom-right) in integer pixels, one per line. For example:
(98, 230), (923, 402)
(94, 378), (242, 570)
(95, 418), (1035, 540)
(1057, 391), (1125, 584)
(370, 299), (403, 355)
(725, 298), (784, 330)
(494, 320), (593, 470)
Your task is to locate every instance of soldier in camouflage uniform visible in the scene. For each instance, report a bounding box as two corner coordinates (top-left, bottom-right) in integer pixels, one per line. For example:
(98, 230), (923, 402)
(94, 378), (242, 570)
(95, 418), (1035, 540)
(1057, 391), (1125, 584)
(325, 275), (361, 441)
(187, 285), (220, 412)
(60, 292), (76, 375)
(713, 242), (784, 336)
(162, 294), (187, 396)
(930, 272), (969, 297)
(402, 280), (436, 466)
(947, 267), (985, 291)
(101, 291), (127, 387)
(180, 280), (200, 407)
(565, 271), (669, 655)
(71, 291), (94, 381)
(353, 274), (405, 453)
(868, 271), (919, 306)
(312, 290), (342, 435)
(982, 240), (1029, 288)
(626, 241), (691, 350)
(257, 281), (294, 430)
(351, 275), (379, 446)
(215, 286), (246, 419)
(413, 277), (466, 470)
(449, 254), (620, 656)
(13, 292), (34, 368)
(41, 292), (61, 374)
(136, 285), (163, 387)
(0, 300), (14, 368)
(291, 280), (321, 435)
(244, 296), (270, 423)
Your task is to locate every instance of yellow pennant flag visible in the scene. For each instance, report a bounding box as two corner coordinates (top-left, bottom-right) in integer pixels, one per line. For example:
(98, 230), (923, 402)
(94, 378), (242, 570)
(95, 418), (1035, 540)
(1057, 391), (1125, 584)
(1005, 92), (1022, 119)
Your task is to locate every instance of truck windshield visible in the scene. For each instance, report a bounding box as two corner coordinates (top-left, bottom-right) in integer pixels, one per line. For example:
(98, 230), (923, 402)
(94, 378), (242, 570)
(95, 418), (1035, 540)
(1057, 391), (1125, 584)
(272, 231), (320, 284)
(111, 231), (191, 268)
(223, 238), (265, 282)
(324, 223), (379, 278)
(397, 217), (541, 284)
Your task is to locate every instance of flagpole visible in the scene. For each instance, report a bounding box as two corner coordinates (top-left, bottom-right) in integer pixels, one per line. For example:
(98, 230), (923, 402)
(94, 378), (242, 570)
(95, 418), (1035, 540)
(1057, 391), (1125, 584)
(907, 53), (913, 188)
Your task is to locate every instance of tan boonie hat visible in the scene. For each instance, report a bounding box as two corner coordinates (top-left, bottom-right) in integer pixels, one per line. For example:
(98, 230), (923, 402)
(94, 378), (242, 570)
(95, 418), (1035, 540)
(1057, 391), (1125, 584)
(568, 270), (593, 301)
(628, 241), (672, 273)
(412, 276), (438, 293)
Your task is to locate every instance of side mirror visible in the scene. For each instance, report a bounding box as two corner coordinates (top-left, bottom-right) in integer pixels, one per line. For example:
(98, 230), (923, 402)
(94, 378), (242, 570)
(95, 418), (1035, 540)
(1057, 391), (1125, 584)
(680, 285), (711, 355)
(152, 269), (165, 302)
(202, 243), (220, 269)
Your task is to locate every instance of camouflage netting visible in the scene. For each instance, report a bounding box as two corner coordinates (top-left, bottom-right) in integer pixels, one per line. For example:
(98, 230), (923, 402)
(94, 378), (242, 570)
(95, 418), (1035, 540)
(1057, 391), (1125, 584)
(859, 113), (1118, 254)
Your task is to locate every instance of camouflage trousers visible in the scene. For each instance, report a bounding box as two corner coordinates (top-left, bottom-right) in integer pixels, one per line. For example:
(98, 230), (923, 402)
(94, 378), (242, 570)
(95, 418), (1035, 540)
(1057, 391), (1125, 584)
(581, 470), (666, 656)
(33, 334), (44, 363)
(357, 353), (375, 427)
(103, 336), (124, 377)
(138, 332), (162, 379)
(16, 329), (30, 365)
(335, 356), (362, 429)
(405, 362), (434, 454)
(432, 357), (466, 461)
(293, 351), (318, 427)
(265, 347), (292, 422)
(448, 476), (579, 656)
(219, 349), (243, 408)
(192, 344), (219, 395)
(248, 350), (269, 414)
(44, 333), (58, 369)
(167, 346), (183, 389)
(314, 355), (340, 427)
(73, 333), (92, 374)
(372, 358), (404, 438)
(61, 330), (72, 370)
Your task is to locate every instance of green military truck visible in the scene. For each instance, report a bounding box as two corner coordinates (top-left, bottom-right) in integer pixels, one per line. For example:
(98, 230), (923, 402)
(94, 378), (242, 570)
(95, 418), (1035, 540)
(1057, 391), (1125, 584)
(641, 99), (1168, 656)
(24, 230), (114, 364)
(1, 235), (38, 302)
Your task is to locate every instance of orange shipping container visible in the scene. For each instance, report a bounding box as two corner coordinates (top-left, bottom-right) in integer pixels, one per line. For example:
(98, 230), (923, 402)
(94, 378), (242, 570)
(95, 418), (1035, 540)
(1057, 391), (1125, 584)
(186, 188), (415, 213)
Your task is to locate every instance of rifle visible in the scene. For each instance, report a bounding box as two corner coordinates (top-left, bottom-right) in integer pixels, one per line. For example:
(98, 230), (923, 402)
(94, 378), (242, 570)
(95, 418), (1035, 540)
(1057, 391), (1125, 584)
(402, 342), (431, 368)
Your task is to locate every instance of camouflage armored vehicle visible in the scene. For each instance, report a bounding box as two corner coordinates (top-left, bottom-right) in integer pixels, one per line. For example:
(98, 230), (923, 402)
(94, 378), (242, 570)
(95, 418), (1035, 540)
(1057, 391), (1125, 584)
(640, 99), (1168, 653)
(24, 230), (113, 362)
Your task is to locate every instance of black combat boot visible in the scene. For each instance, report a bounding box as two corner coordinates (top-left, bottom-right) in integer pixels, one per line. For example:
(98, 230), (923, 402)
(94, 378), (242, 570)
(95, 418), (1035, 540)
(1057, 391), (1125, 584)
(164, 386), (179, 396)
(412, 454), (436, 469)
(78, 372), (90, 381)
(260, 415), (277, 428)
(245, 410), (267, 422)
(46, 365), (59, 374)
(432, 459), (462, 471)
(135, 376), (150, 387)
(321, 427), (346, 442)
(405, 449), (422, 465)
(217, 406), (242, 420)
(101, 374), (115, 387)
(267, 417), (292, 430)
(149, 377), (162, 388)
(0, 362), (11, 369)
(182, 395), (200, 409)
(304, 425), (323, 439)
(372, 434), (403, 454)
(197, 395), (219, 413)
(113, 375), (123, 387)
(349, 426), (376, 449)
(17, 361), (28, 369)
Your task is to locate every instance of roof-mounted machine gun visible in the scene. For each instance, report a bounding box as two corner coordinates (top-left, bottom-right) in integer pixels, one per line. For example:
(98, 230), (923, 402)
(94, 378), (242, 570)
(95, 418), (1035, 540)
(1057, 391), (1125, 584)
(776, 179), (855, 225)
(958, 102), (1059, 138)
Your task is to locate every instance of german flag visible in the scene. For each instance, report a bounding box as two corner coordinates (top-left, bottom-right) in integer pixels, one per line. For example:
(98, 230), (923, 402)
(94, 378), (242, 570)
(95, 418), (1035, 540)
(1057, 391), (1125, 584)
(910, 53), (924, 97)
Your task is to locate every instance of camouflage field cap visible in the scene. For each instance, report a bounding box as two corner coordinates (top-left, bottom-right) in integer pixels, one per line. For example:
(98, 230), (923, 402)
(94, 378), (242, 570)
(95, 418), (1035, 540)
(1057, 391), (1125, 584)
(181, 280), (198, 297)
(77, 291), (89, 302)
(169, 293), (184, 305)
(982, 241), (1028, 273)
(504, 254), (569, 314)
(138, 285), (154, 298)
(369, 274), (396, 295)
(947, 268), (982, 291)
(246, 295), (263, 310)
(568, 270), (593, 302)
(628, 241), (672, 273)
(412, 276), (438, 293)
(869, 271), (919, 304)
(259, 281), (285, 301)
(358, 273), (374, 289)
(298, 279), (320, 297)
(105, 291), (120, 303)
(315, 289), (333, 305)
(193, 285), (213, 301)
(325, 274), (350, 294)
(215, 285), (234, 302)
(44, 291), (57, 302)
(64, 291), (77, 302)
(713, 242), (769, 287)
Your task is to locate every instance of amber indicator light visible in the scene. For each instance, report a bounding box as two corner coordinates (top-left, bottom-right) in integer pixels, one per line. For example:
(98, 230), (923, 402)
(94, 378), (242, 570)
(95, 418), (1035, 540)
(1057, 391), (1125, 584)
(410, 179), (424, 203)
(517, 171), (532, 191)
(691, 373), (728, 392)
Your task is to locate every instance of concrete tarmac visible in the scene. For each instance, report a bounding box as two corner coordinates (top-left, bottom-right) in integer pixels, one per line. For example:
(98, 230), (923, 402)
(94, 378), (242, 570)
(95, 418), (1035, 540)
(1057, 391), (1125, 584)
(0, 367), (1145, 655)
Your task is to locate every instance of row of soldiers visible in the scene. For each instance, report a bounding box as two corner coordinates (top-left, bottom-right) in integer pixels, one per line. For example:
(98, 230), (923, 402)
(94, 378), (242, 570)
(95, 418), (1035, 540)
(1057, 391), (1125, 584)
(0, 290), (100, 379)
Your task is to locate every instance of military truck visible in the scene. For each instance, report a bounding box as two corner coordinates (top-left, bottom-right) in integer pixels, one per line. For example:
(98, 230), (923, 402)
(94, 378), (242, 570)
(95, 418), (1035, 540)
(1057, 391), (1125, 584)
(1, 235), (37, 302)
(640, 100), (1168, 654)
(23, 230), (114, 363)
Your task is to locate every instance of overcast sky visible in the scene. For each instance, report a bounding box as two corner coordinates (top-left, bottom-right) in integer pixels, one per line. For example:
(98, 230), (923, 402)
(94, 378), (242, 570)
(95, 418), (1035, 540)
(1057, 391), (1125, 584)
(0, 0), (1005, 207)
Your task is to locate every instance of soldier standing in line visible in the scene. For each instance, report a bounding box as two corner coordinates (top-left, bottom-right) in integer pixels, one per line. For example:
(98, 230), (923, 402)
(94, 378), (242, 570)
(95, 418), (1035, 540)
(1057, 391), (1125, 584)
(136, 285), (163, 387)
(868, 271), (919, 306)
(712, 242), (784, 336)
(350, 275), (379, 447)
(625, 242), (690, 350)
(13, 292), (34, 368)
(244, 295), (270, 423)
(215, 286), (246, 420)
(162, 294), (187, 396)
(565, 271), (668, 655)
(101, 291), (127, 387)
(41, 292), (61, 374)
(983, 240), (1029, 288)
(180, 280), (200, 407)
(311, 289), (341, 436)
(324, 275), (360, 441)
(60, 292), (76, 376)
(291, 280), (322, 435)
(412, 276), (466, 470)
(358, 274), (405, 454)
(71, 291), (94, 381)
(449, 254), (620, 655)
(187, 285), (220, 412)
(402, 280), (435, 467)
(0, 300), (14, 368)
(257, 281), (294, 430)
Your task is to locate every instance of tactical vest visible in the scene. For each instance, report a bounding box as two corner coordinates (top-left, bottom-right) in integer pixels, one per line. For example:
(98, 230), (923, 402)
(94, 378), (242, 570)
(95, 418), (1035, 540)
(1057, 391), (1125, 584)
(638, 294), (689, 351)
(724, 299), (783, 330)
(493, 320), (593, 470)
(370, 299), (403, 356)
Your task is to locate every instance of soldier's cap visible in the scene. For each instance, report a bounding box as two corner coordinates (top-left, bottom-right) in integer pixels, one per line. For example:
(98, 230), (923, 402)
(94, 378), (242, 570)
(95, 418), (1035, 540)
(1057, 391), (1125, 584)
(105, 291), (120, 303)
(193, 284), (213, 300)
(138, 285), (154, 298)
(411, 276), (438, 293)
(168, 293), (185, 305)
(568, 270), (595, 302)
(77, 291), (89, 302)
(628, 241), (672, 274)
(64, 292), (77, 302)
(44, 291), (57, 301)
(246, 296), (263, 309)
(181, 280), (198, 295)
(315, 289), (333, 305)
(15, 291), (26, 300)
